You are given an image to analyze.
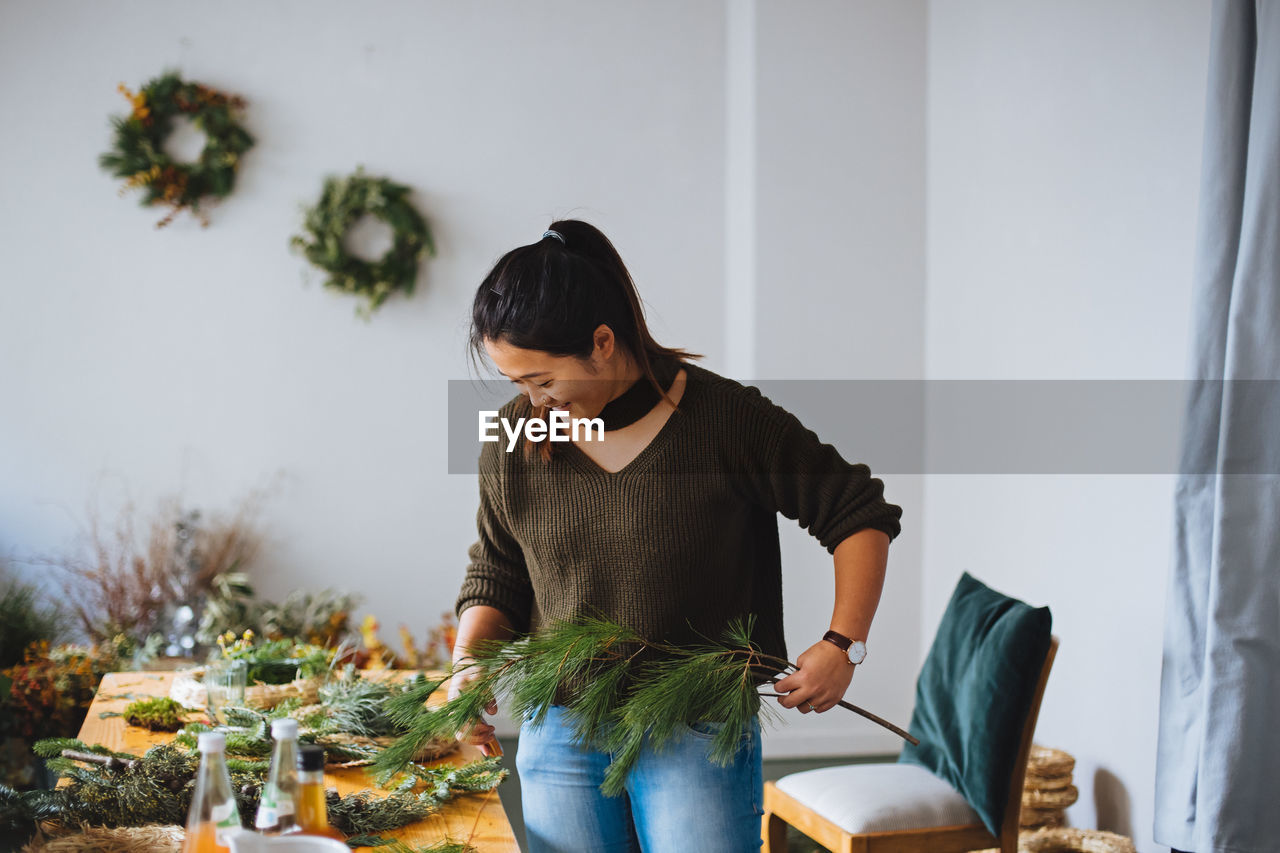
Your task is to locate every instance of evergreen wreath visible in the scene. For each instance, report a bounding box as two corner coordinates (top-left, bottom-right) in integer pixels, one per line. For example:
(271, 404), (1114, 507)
(290, 167), (435, 320)
(99, 71), (254, 228)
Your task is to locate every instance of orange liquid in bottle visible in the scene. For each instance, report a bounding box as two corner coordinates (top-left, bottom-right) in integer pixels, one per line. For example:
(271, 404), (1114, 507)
(182, 821), (230, 853)
(295, 781), (344, 840)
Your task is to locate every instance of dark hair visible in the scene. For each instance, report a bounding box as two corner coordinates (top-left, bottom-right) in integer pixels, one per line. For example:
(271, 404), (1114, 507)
(469, 218), (699, 397)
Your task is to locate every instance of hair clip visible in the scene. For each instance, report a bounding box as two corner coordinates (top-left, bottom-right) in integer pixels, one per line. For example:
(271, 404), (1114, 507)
(542, 229), (565, 244)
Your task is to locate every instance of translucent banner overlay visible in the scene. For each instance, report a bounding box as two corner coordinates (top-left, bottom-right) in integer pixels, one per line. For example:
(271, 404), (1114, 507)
(446, 379), (1278, 475)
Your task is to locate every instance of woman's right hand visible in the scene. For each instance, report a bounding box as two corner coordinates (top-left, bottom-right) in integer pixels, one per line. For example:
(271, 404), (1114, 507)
(448, 659), (501, 757)
(449, 606), (516, 759)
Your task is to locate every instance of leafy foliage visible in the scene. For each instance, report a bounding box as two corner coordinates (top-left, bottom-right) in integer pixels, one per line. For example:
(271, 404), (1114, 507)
(99, 71), (254, 228)
(290, 167), (435, 319)
(0, 640), (135, 744)
(198, 578), (359, 649)
(214, 631), (333, 684)
(0, 575), (64, 669)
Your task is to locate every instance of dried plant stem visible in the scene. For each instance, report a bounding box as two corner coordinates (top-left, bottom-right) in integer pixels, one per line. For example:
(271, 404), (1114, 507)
(761, 684), (919, 745)
(59, 751), (137, 771)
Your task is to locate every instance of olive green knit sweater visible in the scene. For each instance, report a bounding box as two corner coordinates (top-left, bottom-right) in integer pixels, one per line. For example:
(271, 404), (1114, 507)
(455, 361), (902, 675)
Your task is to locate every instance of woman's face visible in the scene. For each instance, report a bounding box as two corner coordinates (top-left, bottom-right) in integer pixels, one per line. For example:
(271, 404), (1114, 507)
(484, 329), (623, 419)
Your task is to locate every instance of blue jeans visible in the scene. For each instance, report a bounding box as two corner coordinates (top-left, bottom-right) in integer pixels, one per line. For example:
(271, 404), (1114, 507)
(517, 705), (764, 853)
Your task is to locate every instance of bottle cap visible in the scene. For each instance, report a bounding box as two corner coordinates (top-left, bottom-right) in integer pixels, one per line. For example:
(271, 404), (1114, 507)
(197, 732), (226, 753)
(271, 718), (299, 739)
(297, 743), (326, 771)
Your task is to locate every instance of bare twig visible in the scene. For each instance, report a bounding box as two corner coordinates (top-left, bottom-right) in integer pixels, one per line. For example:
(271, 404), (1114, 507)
(61, 750), (137, 771)
(763, 682), (919, 746)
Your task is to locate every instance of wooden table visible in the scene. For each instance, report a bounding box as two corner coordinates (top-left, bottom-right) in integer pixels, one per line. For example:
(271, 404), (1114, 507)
(76, 672), (520, 852)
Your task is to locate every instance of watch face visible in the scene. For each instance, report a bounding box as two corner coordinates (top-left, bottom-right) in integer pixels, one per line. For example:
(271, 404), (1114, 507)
(848, 641), (867, 665)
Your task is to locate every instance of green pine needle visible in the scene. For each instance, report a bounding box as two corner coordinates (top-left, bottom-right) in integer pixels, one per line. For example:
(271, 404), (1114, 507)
(375, 616), (785, 795)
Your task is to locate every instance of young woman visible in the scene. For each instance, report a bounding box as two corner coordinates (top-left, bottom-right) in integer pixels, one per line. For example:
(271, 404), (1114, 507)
(452, 220), (902, 853)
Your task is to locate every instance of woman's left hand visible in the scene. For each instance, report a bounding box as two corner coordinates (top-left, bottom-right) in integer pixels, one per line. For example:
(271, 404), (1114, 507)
(772, 640), (856, 714)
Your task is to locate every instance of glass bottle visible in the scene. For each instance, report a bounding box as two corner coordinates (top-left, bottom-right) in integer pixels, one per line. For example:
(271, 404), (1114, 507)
(255, 718), (300, 835)
(184, 732), (242, 853)
(294, 744), (344, 840)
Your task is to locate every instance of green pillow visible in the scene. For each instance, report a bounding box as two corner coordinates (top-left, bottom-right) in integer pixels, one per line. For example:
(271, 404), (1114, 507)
(898, 572), (1052, 837)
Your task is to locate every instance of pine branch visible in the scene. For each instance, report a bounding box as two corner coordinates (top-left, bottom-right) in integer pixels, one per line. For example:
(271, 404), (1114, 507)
(374, 615), (916, 795)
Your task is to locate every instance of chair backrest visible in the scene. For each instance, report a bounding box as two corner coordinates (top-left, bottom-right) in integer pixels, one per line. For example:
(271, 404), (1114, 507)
(898, 572), (1055, 839)
(998, 634), (1059, 844)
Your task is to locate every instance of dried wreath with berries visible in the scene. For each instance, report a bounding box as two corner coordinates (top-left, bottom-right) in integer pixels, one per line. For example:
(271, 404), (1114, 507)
(98, 71), (254, 228)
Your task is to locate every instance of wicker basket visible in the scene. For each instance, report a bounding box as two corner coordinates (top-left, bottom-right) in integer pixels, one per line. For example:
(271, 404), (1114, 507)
(1019, 744), (1078, 829)
(320, 730), (459, 767)
(1019, 828), (1137, 853)
(1024, 771), (1074, 791)
(22, 825), (183, 853)
(970, 827), (1135, 853)
(1023, 784), (1079, 810)
(1027, 745), (1075, 779)
(170, 666), (322, 710)
(1021, 806), (1067, 829)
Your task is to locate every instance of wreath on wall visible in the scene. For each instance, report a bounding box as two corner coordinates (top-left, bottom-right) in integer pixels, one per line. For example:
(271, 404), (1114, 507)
(99, 71), (254, 228)
(290, 167), (435, 320)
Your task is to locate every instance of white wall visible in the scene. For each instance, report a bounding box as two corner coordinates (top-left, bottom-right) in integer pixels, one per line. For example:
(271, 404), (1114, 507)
(753, 0), (927, 757)
(926, 2), (1211, 851)
(0, 0), (927, 759)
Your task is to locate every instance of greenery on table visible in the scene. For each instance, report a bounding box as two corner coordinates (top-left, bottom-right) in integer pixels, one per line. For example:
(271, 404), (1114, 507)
(122, 697), (186, 732)
(309, 669), (418, 738)
(214, 630), (333, 684)
(0, 729), (503, 843)
(174, 670), (448, 765)
(99, 71), (254, 228)
(290, 167), (435, 319)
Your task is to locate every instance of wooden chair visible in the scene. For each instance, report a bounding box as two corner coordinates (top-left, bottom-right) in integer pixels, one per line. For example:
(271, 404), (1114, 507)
(763, 635), (1058, 853)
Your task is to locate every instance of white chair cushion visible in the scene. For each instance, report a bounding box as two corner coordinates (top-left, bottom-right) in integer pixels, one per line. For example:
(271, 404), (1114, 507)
(774, 762), (982, 834)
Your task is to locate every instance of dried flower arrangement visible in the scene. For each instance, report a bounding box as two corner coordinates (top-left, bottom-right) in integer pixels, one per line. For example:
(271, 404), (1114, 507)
(197, 580), (359, 651)
(356, 612), (457, 671)
(32, 488), (270, 652)
(0, 636), (138, 789)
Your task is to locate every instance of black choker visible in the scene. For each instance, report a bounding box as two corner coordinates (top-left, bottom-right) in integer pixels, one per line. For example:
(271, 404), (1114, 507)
(595, 357), (681, 431)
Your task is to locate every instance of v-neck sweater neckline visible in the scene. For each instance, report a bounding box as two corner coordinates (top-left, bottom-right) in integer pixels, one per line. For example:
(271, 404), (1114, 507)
(560, 364), (696, 479)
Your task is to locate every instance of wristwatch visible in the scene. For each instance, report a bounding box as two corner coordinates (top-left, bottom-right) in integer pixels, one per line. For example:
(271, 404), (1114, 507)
(822, 630), (867, 665)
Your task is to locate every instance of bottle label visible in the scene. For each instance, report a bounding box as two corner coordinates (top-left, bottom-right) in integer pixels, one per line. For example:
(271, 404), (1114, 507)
(255, 783), (295, 828)
(212, 801), (241, 844)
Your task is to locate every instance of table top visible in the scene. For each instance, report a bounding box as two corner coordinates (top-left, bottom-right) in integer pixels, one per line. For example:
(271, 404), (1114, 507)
(75, 671), (519, 852)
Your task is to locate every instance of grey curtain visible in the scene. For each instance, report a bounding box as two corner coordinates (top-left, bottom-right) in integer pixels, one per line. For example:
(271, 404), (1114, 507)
(1156, 2), (1280, 852)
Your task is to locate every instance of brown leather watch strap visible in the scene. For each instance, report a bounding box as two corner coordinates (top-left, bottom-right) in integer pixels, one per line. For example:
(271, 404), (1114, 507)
(822, 630), (853, 651)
